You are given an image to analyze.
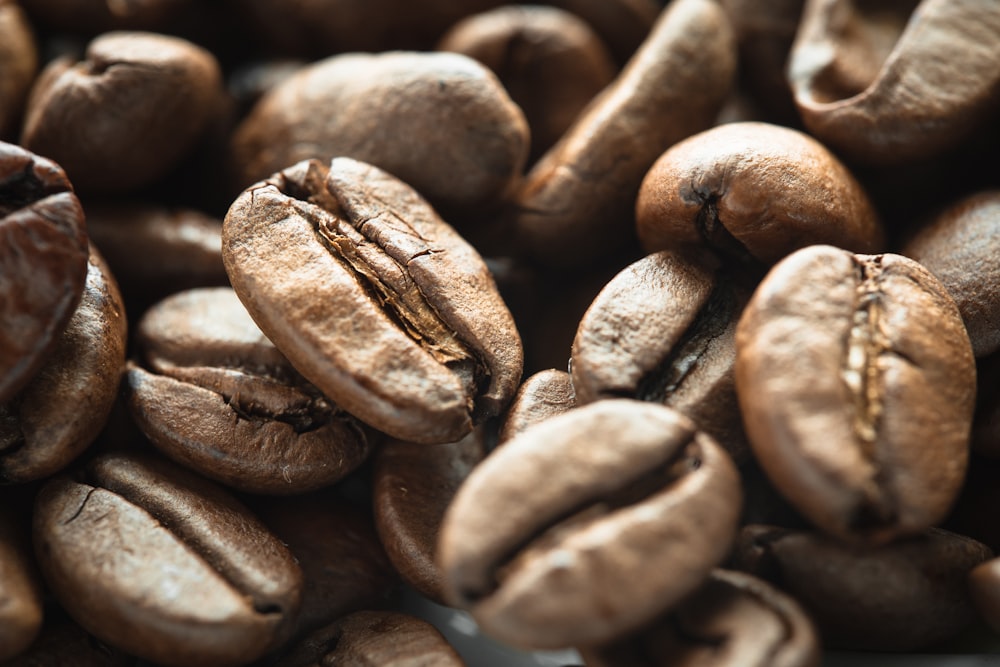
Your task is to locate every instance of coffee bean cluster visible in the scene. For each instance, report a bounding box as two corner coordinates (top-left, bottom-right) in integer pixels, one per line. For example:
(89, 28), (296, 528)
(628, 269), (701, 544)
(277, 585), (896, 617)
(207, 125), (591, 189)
(2, 0), (1000, 665)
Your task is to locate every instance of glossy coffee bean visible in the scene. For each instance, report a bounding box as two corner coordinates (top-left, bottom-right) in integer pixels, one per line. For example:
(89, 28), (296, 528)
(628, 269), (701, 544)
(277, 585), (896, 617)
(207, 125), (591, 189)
(735, 245), (975, 544)
(498, 368), (576, 444)
(512, 0), (736, 267)
(734, 524), (993, 651)
(21, 31), (223, 193)
(0, 141), (88, 404)
(126, 287), (370, 494)
(439, 399), (742, 649)
(579, 569), (820, 667)
(34, 451), (304, 667)
(636, 122), (884, 269)
(223, 157), (523, 444)
(571, 250), (750, 460)
(0, 244), (126, 482)
(374, 430), (485, 603)
(0, 506), (42, 662)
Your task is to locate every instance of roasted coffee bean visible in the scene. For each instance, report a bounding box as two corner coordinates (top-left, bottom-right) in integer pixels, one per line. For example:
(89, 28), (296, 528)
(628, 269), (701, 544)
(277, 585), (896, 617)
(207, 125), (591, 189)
(0, 141), (88, 404)
(636, 122), (884, 270)
(271, 610), (466, 667)
(512, 0), (736, 267)
(0, 506), (43, 662)
(33, 451), (304, 666)
(223, 157), (523, 445)
(252, 490), (398, 641)
(735, 245), (975, 544)
(579, 569), (820, 667)
(788, 0), (1000, 164)
(438, 5), (616, 162)
(0, 244), (126, 482)
(126, 287), (370, 494)
(374, 430), (485, 603)
(438, 399), (742, 649)
(229, 51), (528, 216)
(902, 190), (1000, 358)
(498, 368), (576, 443)
(21, 31), (223, 193)
(571, 250), (750, 460)
(0, 0), (37, 140)
(969, 556), (1000, 635)
(734, 525), (993, 651)
(85, 203), (229, 313)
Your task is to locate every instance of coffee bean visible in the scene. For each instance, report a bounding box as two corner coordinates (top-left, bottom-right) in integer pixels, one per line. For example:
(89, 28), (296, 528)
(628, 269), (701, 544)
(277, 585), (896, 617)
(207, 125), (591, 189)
(0, 244), (126, 482)
(969, 556), (1000, 635)
(571, 250), (750, 460)
(579, 569), (820, 667)
(21, 31), (223, 193)
(33, 451), (304, 666)
(0, 141), (88, 404)
(223, 157), (523, 444)
(734, 524), (993, 651)
(735, 245), (975, 544)
(787, 0), (1000, 164)
(636, 122), (884, 270)
(498, 369), (576, 444)
(438, 399), (742, 649)
(126, 286), (370, 494)
(0, 0), (37, 140)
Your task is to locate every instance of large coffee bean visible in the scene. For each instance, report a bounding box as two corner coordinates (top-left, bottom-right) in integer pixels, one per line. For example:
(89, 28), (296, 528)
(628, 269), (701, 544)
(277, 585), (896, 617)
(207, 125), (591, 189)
(735, 245), (975, 544)
(438, 399), (742, 649)
(223, 157), (523, 444)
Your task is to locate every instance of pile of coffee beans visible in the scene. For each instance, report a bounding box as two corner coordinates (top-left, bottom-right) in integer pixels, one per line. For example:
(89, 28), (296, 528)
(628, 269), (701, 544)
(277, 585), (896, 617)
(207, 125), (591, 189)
(2, 0), (1000, 664)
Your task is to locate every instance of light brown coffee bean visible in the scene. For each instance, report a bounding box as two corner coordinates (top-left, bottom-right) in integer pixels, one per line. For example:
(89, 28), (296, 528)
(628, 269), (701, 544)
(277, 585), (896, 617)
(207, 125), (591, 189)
(33, 452), (304, 667)
(0, 244), (126, 482)
(438, 399), (742, 649)
(636, 122), (884, 269)
(498, 368), (576, 444)
(223, 157), (523, 444)
(787, 0), (1000, 164)
(512, 0), (736, 267)
(735, 245), (975, 544)
(579, 569), (820, 667)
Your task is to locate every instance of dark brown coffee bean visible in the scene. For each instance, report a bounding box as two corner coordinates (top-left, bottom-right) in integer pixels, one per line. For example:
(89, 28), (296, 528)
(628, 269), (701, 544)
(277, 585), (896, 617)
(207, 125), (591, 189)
(33, 451), (304, 666)
(0, 141), (88, 404)
(223, 157), (523, 444)
(512, 0), (736, 267)
(0, 0), (37, 140)
(438, 399), (742, 649)
(0, 506), (43, 661)
(21, 31), (222, 193)
(374, 430), (485, 604)
(579, 569), (820, 667)
(636, 122), (884, 269)
(126, 287), (370, 494)
(734, 524), (993, 651)
(902, 190), (1000, 358)
(546, 0), (660, 65)
(84, 203), (229, 312)
(571, 250), (750, 460)
(229, 51), (528, 216)
(271, 610), (466, 667)
(498, 368), (576, 444)
(437, 5), (616, 162)
(735, 245), (975, 544)
(20, 0), (191, 32)
(252, 490), (398, 641)
(0, 244), (126, 482)
(787, 0), (1000, 164)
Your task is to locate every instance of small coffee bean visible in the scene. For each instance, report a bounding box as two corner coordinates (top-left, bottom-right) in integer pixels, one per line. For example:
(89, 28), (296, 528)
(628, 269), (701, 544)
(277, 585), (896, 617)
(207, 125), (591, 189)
(636, 122), (884, 270)
(33, 451), (304, 666)
(498, 368), (576, 444)
(787, 0), (1000, 164)
(0, 141), (88, 404)
(438, 399), (742, 649)
(734, 524), (993, 651)
(735, 245), (975, 544)
(571, 250), (751, 460)
(223, 157), (523, 444)
(0, 244), (126, 482)
(0, 506), (42, 662)
(579, 569), (820, 667)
